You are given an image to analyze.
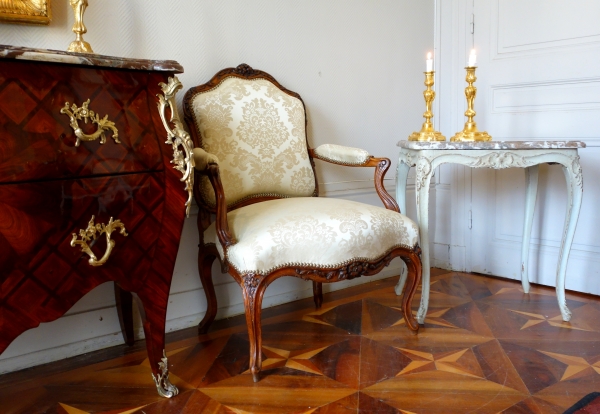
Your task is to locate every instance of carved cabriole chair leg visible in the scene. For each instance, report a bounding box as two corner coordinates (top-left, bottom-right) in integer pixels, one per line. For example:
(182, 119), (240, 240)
(240, 273), (269, 383)
(312, 281), (323, 309)
(234, 247), (421, 382)
(198, 248), (219, 334)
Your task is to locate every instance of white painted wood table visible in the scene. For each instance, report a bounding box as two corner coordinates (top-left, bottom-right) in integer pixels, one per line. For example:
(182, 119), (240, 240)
(394, 140), (585, 324)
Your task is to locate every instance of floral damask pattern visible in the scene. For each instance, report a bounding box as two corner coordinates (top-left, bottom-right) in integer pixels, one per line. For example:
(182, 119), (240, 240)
(290, 167), (316, 194)
(268, 215), (337, 255)
(329, 209), (374, 257)
(200, 102), (233, 143)
(238, 98), (289, 157)
(370, 209), (415, 248)
(191, 77), (316, 206)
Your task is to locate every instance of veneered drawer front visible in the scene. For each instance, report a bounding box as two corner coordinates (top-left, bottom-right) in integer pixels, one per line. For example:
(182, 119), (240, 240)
(0, 172), (165, 333)
(0, 59), (169, 183)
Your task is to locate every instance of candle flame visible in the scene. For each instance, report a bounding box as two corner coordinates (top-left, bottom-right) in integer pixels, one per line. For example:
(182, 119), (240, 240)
(427, 52), (432, 59)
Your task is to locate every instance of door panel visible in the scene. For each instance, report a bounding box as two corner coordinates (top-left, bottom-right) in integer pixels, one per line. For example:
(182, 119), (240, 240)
(468, 0), (600, 294)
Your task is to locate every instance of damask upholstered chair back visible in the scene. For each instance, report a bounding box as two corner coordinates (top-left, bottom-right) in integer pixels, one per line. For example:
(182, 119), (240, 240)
(184, 65), (317, 210)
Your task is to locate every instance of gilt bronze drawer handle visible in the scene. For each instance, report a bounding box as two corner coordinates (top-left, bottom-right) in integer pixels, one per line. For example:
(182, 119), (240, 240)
(60, 99), (120, 147)
(71, 216), (128, 267)
(157, 76), (195, 217)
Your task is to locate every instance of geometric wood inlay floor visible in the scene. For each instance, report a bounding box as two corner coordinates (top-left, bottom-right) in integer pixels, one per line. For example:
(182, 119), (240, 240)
(1, 269), (600, 413)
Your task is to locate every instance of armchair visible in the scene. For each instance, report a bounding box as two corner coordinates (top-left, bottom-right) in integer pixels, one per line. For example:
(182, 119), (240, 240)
(183, 64), (422, 382)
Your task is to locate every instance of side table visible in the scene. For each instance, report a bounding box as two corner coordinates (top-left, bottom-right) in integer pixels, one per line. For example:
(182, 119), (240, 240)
(394, 140), (585, 324)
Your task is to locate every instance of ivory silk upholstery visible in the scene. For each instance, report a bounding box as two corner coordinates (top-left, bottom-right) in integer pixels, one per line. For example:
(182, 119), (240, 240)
(314, 144), (371, 165)
(204, 197), (419, 275)
(188, 77), (316, 207)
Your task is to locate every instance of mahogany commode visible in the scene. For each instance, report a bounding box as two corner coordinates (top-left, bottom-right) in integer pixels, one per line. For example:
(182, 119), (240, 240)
(0, 45), (187, 397)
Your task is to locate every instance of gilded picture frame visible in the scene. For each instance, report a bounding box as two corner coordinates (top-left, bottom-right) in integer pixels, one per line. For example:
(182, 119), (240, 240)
(0, 0), (51, 25)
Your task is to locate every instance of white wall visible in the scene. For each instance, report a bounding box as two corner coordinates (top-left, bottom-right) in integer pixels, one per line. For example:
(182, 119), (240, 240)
(0, 1), (434, 373)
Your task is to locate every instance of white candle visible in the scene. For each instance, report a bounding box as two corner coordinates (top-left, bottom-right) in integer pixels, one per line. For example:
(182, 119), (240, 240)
(468, 49), (477, 67)
(426, 52), (433, 72)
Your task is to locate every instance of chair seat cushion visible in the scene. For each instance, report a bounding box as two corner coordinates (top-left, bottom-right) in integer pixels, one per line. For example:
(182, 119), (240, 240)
(204, 197), (419, 275)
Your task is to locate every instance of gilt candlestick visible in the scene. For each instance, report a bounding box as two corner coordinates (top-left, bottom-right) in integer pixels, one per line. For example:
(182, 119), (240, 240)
(451, 66), (491, 142)
(68, 0), (93, 53)
(409, 71), (445, 141)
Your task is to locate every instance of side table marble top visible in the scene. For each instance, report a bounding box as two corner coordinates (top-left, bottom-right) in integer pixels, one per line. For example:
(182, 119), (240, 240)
(394, 140), (585, 324)
(399, 140), (585, 150)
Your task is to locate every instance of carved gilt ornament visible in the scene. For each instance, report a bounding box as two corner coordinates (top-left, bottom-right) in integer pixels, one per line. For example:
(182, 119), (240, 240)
(60, 99), (120, 147)
(0, 0), (51, 25)
(158, 76), (196, 217)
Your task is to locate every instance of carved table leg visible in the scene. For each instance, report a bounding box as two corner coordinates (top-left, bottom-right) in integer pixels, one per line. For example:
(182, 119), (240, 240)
(135, 283), (178, 398)
(556, 159), (583, 321)
(394, 159), (411, 296)
(521, 165), (539, 294)
(198, 247), (218, 334)
(241, 274), (268, 383)
(415, 157), (433, 324)
(114, 283), (135, 346)
(312, 281), (323, 309)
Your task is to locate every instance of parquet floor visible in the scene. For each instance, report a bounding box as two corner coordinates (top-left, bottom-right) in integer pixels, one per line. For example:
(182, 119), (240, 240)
(2, 269), (600, 413)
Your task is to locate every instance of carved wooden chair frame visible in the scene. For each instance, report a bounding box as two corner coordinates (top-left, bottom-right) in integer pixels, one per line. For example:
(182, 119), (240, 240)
(183, 64), (422, 382)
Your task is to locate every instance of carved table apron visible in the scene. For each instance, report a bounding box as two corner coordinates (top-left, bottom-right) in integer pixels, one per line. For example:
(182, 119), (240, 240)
(393, 140), (585, 324)
(0, 45), (190, 397)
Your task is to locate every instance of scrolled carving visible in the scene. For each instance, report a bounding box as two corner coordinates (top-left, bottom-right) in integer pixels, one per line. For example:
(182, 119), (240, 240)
(469, 152), (529, 169)
(571, 155), (583, 189)
(296, 253), (395, 282)
(242, 273), (266, 313)
(233, 63), (259, 77)
(415, 156), (432, 191)
(157, 76), (195, 217)
(413, 243), (422, 257)
(398, 152), (415, 168)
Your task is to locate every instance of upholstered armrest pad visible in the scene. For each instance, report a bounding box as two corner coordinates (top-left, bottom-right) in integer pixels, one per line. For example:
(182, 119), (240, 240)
(314, 144), (371, 165)
(193, 148), (219, 171)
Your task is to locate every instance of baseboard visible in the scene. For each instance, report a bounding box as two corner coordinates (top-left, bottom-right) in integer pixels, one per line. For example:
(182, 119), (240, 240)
(152, 264), (403, 336)
(432, 243), (451, 269)
(0, 331), (125, 375)
(0, 264), (403, 374)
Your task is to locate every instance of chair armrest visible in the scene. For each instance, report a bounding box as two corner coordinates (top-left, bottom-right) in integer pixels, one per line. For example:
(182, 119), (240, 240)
(193, 148), (219, 172)
(204, 163), (237, 250)
(312, 144), (371, 166)
(310, 144), (400, 213)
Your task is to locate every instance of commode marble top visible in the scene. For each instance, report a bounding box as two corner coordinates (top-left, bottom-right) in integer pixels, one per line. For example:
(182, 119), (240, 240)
(398, 140), (586, 150)
(0, 44), (183, 72)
